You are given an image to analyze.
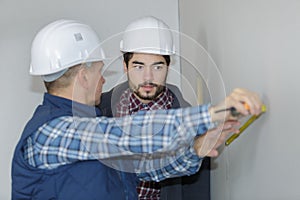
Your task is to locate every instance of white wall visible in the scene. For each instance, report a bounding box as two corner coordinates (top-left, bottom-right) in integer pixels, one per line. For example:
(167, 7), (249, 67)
(179, 0), (300, 199)
(0, 1), (179, 199)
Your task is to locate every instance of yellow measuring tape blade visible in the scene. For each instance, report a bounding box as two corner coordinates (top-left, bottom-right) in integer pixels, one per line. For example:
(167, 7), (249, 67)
(225, 104), (267, 146)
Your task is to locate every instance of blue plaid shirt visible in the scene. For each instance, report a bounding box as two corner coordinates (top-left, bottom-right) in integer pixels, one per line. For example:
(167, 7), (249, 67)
(24, 105), (213, 181)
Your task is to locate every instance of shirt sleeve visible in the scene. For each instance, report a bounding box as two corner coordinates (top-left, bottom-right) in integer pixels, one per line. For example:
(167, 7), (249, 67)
(25, 104), (213, 173)
(137, 143), (203, 181)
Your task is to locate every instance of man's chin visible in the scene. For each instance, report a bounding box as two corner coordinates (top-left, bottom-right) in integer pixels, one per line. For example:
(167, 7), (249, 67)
(133, 85), (165, 101)
(136, 92), (156, 101)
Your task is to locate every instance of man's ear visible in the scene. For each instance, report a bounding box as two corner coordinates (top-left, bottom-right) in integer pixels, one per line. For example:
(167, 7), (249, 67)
(123, 61), (128, 73)
(77, 67), (89, 89)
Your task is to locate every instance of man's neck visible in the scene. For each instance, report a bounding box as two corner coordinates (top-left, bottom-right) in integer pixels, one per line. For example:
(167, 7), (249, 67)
(49, 87), (88, 105)
(49, 91), (72, 101)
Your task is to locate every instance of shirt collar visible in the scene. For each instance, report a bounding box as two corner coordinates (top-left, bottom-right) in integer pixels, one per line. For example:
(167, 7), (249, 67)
(44, 93), (102, 117)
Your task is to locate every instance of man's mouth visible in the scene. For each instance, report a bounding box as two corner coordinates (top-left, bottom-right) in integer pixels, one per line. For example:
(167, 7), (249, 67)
(141, 84), (155, 91)
(137, 82), (158, 91)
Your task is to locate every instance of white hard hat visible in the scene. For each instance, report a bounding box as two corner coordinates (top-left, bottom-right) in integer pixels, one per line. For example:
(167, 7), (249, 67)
(120, 16), (175, 55)
(30, 19), (106, 82)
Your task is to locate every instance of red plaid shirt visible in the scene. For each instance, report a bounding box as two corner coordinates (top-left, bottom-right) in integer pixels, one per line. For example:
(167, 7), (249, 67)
(116, 87), (174, 200)
(116, 87), (174, 117)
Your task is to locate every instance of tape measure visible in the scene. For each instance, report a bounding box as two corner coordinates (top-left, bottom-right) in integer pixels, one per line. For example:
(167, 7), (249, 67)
(225, 104), (267, 146)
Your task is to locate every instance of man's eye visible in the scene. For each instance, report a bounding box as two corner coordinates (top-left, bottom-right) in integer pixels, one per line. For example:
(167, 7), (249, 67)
(134, 65), (143, 70)
(153, 65), (164, 70)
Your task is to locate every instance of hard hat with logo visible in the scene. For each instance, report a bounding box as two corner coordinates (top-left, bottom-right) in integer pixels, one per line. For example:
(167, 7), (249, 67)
(30, 19), (106, 82)
(120, 16), (175, 55)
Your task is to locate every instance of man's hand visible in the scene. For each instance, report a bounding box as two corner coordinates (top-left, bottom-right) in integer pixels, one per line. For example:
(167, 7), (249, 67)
(194, 120), (240, 157)
(209, 88), (263, 122)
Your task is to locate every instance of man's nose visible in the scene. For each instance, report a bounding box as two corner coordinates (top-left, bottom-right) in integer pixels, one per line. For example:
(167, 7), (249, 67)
(143, 67), (154, 81)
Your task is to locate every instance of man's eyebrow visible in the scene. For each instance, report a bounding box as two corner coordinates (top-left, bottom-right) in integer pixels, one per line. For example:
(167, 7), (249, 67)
(132, 61), (166, 65)
(152, 61), (166, 65)
(132, 61), (145, 65)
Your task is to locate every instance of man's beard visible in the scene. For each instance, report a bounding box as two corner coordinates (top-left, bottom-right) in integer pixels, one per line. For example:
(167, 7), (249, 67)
(130, 81), (165, 101)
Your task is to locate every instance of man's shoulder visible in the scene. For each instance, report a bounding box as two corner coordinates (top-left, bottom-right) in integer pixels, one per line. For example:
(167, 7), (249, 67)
(166, 84), (181, 95)
(99, 82), (129, 116)
(166, 84), (191, 108)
